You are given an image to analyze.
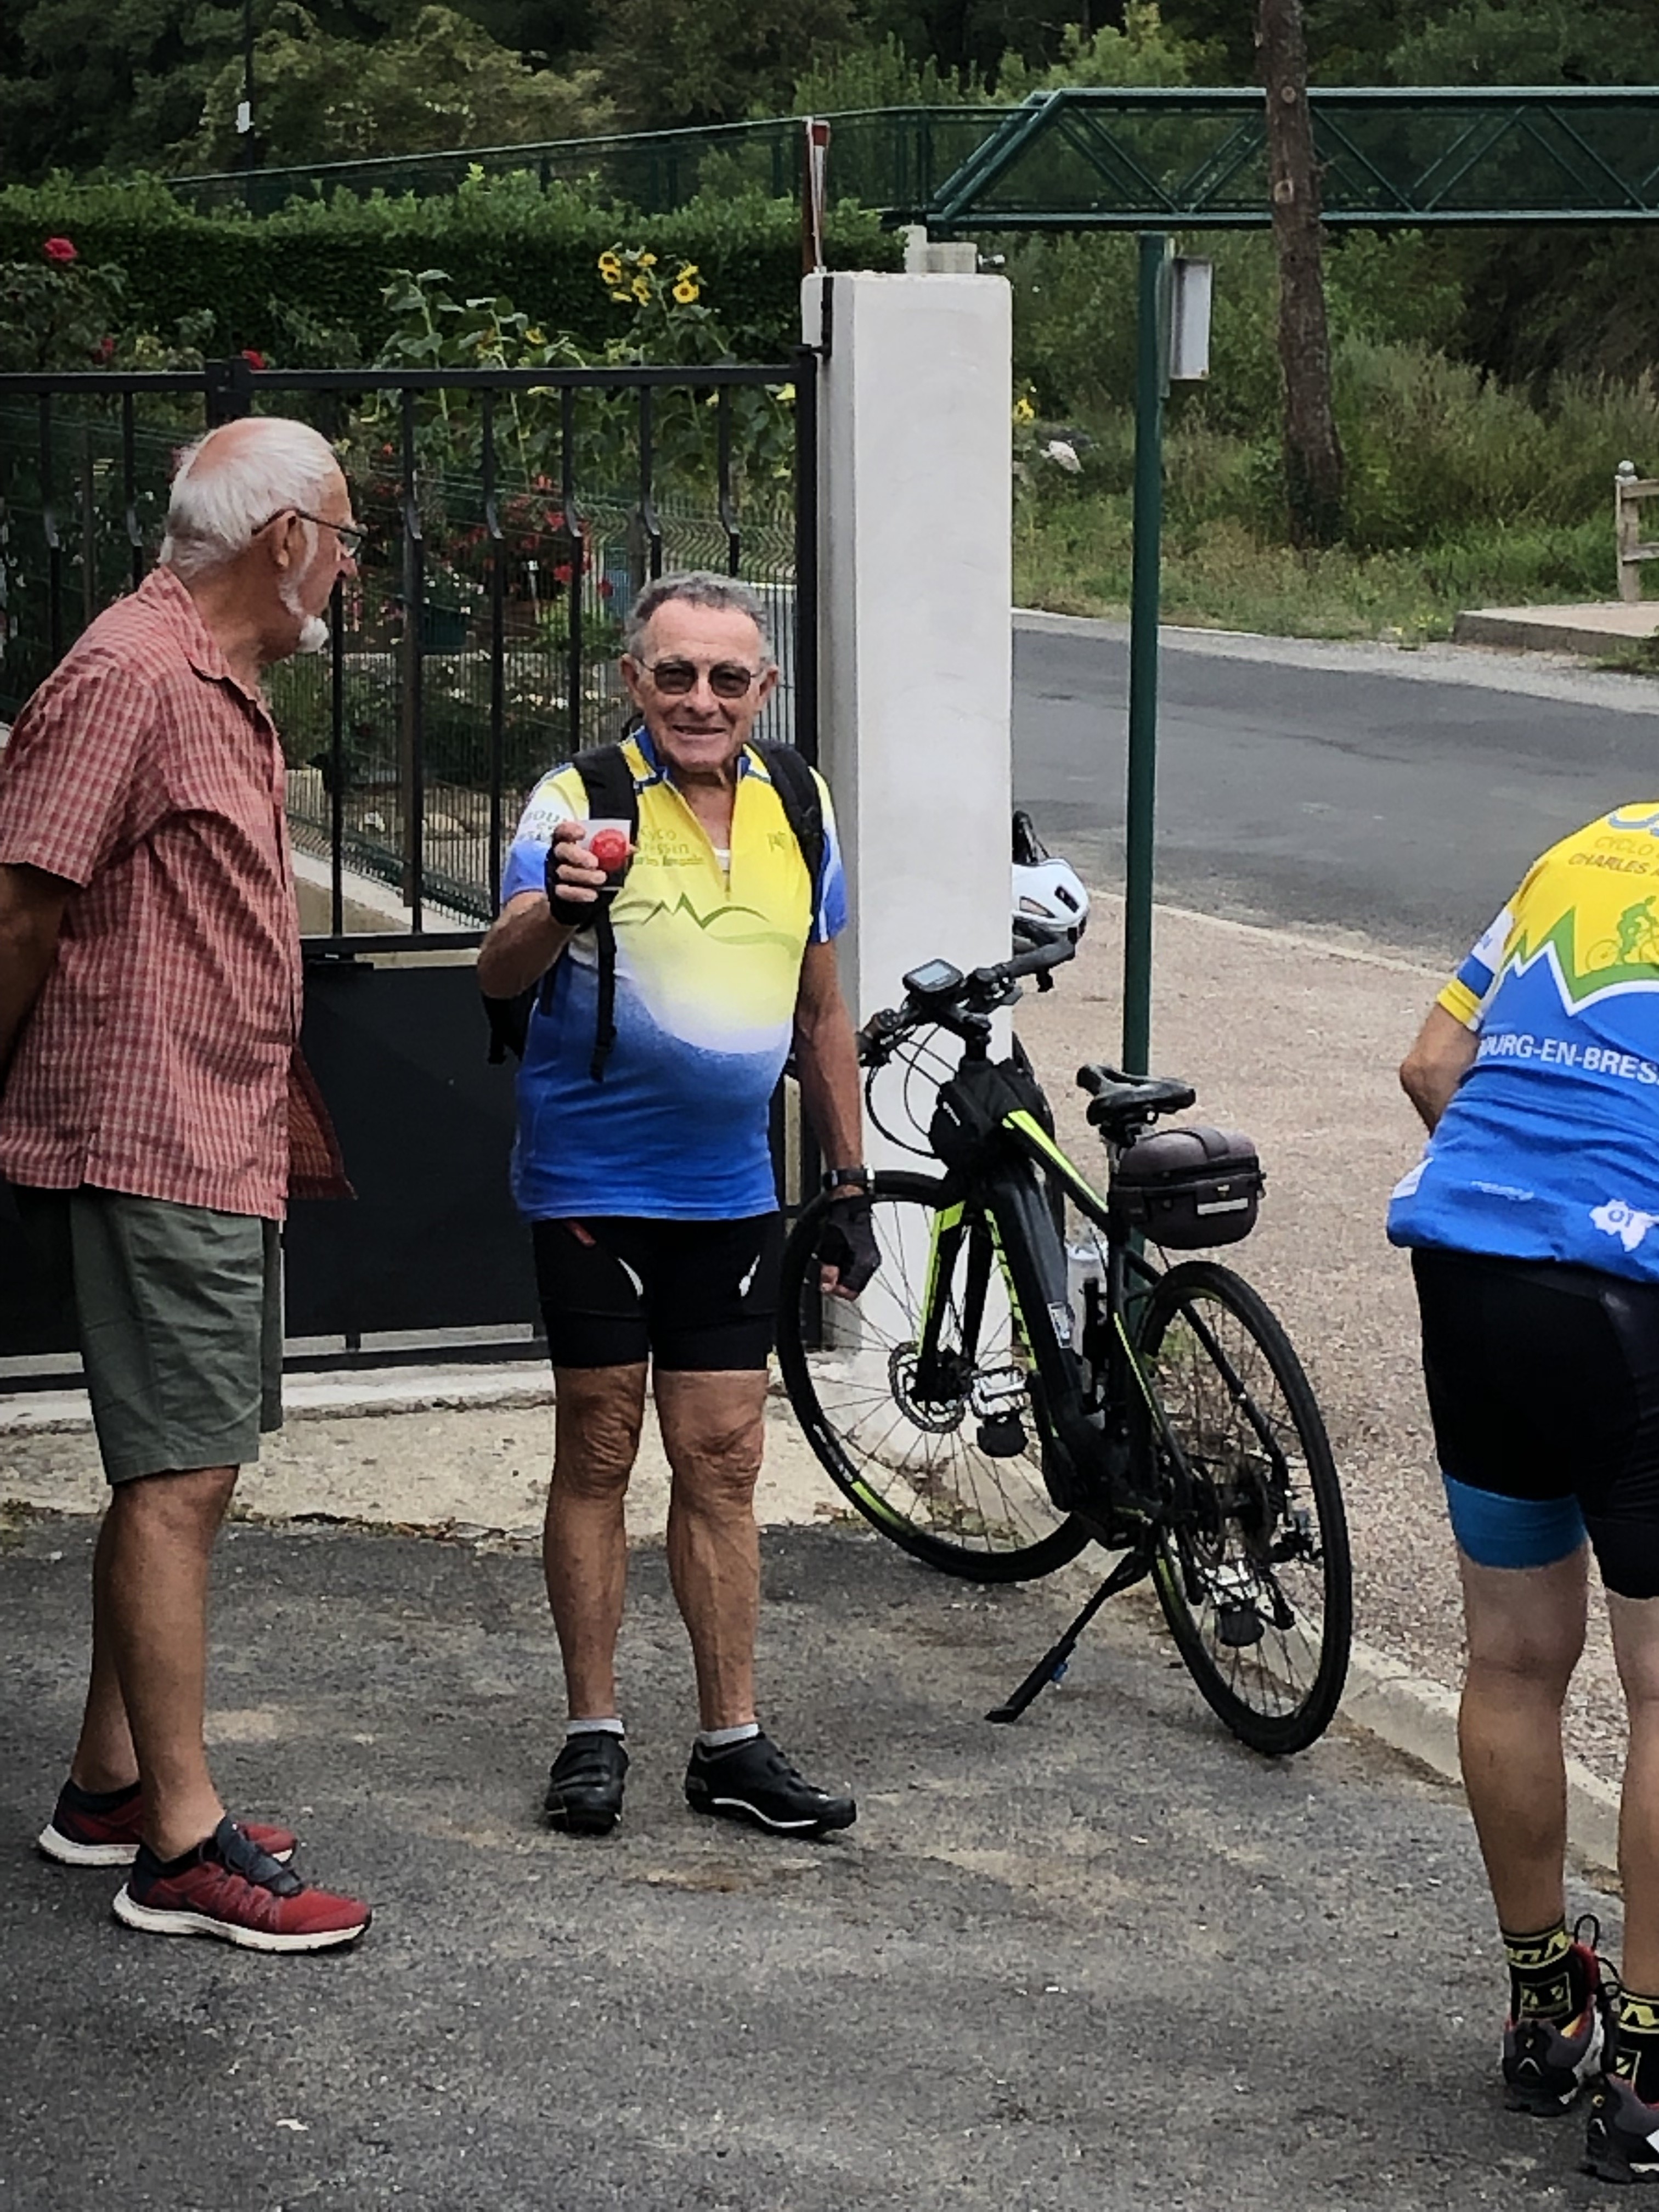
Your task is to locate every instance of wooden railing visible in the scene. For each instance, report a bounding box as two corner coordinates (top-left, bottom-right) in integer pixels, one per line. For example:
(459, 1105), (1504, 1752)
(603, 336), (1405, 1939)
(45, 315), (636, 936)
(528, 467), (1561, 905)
(1616, 460), (1659, 603)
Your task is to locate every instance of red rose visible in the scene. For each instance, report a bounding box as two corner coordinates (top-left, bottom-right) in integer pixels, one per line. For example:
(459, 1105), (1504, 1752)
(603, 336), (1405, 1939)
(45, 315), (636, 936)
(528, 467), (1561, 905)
(240, 347), (267, 370)
(552, 563), (573, 585)
(42, 235), (77, 264)
(597, 577), (614, 598)
(92, 335), (115, 363)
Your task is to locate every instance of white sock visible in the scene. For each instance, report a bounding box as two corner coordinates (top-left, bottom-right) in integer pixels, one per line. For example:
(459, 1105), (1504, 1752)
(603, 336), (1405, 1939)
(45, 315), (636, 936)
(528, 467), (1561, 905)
(566, 1717), (625, 1739)
(697, 1722), (761, 1751)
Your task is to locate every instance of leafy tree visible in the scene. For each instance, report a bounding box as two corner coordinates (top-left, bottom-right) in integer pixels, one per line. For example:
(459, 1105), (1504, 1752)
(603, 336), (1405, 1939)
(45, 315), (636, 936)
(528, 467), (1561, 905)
(865, 0), (1068, 82)
(591, 0), (860, 128)
(995, 2), (1216, 95)
(782, 31), (989, 111)
(0, 0), (229, 183)
(1384, 0), (1659, 84)
(187, 4), (612, 167)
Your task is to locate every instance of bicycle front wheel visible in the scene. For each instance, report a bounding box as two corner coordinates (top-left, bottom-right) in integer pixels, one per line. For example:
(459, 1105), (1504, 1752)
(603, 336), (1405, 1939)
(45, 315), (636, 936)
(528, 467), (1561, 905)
(776, 1173), (1090, 1582)
(1136, 1260), (1351, 1754)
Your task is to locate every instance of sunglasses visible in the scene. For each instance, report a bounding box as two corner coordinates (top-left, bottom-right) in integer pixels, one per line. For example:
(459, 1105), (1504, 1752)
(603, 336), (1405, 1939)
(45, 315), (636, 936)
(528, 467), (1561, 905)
(640, 657), (765, 699)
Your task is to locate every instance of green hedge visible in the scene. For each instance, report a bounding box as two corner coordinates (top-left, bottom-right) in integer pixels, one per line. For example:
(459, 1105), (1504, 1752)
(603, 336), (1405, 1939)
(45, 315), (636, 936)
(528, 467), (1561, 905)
(0, 172), (901, 364)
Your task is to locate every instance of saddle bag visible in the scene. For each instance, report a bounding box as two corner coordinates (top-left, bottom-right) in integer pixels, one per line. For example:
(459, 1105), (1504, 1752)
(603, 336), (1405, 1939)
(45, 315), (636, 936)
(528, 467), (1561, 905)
(1110, 1124), (1263, 1249)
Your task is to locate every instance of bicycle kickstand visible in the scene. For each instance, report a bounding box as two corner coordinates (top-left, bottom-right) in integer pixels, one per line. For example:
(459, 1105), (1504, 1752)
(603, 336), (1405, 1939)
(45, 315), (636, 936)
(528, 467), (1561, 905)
(986, 1543), (1153, 1724)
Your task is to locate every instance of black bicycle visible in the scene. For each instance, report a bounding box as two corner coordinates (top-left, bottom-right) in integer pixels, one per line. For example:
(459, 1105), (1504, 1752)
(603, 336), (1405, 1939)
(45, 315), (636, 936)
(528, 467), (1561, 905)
(777, 939), (1352, 1756)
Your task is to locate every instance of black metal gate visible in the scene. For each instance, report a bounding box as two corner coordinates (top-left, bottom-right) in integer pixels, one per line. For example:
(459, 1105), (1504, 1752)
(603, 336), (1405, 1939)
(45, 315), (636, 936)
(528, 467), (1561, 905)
(0, 351), (819, 1380)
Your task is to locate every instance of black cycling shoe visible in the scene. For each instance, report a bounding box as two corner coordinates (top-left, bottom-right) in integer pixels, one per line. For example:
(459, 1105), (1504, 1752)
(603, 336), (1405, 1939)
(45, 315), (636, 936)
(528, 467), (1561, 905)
(684, 1731), (856, 1837)
(1504, 1923), (1605, 2115)
(544, 1733), (628, 1835)
(1584, 2072), (1659, 2181)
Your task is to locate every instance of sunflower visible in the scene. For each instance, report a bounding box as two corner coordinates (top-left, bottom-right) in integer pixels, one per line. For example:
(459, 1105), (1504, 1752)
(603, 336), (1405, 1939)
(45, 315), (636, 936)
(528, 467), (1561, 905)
(631, 274), (652, 303)
(1012, 393), (1036, 426)
(597, 251), (623, 284)
(672, 279), (700, 304)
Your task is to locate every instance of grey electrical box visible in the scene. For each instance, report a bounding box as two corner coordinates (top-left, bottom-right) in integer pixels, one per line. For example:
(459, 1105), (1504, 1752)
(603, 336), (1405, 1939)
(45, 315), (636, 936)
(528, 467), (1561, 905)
(1168, 258), (1214, 381)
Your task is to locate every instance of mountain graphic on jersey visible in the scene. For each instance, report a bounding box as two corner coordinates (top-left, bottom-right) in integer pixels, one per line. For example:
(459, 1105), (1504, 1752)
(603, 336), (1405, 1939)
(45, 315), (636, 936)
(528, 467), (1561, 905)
(630, 890), (803, 954)
(1503, 896), (1659, 1011)
(1389, 804), (1659, 1282)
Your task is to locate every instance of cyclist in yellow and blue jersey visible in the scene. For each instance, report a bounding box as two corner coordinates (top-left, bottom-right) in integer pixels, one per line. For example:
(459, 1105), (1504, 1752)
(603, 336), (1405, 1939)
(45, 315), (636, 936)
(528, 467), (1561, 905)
(502, 725), (847, 1220)
(477, 573), (873, 1849)
(1389, 804), (1659, 2177)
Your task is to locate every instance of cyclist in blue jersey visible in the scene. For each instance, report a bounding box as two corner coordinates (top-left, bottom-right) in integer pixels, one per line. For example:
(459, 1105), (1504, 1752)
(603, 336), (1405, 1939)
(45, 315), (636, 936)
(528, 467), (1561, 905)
(1389, 804), (1659, 2180)
(477, 574), (876, 1846)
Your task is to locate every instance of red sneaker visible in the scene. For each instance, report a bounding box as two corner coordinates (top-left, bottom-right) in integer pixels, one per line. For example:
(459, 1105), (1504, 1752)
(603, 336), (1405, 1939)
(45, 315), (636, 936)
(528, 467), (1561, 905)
(37, 1779), (296, 1868)
(112, 1818), (369, 1953)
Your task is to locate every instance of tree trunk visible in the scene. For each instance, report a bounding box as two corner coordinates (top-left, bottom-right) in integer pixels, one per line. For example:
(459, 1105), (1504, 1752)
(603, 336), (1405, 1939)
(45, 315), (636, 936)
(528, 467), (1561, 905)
(1257, 0), (1344, 548)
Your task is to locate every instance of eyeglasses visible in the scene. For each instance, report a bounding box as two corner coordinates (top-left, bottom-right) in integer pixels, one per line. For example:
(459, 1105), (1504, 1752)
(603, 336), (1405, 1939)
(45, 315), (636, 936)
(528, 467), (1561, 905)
(640, 657), (765, 699)
(254, 509), (368, 561)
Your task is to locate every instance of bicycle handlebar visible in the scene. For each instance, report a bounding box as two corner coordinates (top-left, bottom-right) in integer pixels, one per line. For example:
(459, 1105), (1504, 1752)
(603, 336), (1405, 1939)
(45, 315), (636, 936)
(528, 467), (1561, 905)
(857, 938), (1076, 1065)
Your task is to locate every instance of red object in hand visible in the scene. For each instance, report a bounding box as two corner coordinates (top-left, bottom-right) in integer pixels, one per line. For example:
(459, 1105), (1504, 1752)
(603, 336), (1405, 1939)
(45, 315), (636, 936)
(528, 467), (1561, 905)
(589, 827), (631, 873)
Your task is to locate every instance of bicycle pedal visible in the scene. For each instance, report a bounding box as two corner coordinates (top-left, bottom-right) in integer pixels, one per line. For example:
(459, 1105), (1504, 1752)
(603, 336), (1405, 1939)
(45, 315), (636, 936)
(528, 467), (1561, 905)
(977, 1414), (1028, 1458)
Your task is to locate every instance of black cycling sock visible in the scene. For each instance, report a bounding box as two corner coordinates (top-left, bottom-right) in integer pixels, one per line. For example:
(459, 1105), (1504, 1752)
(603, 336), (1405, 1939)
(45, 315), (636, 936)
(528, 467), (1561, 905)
(1613, 1992), (1659, 2106)
(1503, 1920), (1575, 2023)
(63, 1776), (142, 1813)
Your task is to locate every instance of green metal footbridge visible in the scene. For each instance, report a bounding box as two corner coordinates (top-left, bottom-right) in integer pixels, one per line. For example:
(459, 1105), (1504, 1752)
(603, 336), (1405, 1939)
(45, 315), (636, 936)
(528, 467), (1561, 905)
(173, 87), (1659, 229)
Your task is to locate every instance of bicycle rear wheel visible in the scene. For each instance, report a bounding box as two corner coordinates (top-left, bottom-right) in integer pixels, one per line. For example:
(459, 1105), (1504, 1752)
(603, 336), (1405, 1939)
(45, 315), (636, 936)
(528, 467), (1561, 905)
(1135, 1259), (1351, 1754)
(776, 1173), (1090, 1582)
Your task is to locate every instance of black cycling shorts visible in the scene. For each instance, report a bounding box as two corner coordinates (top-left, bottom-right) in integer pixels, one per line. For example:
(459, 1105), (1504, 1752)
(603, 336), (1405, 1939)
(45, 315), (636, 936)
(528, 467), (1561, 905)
(1412, 1246), (1659, 1599)
(531, 1213), (784, 1372)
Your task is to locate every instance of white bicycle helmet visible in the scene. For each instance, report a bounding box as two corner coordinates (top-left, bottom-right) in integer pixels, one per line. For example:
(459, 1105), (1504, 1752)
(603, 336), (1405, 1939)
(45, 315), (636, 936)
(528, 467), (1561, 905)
(1012, 809), (1090, 949)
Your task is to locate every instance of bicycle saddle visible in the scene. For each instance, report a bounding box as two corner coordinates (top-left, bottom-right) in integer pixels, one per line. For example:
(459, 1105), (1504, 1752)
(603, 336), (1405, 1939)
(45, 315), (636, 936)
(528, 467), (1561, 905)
(1075, 1064), (1197, 1138)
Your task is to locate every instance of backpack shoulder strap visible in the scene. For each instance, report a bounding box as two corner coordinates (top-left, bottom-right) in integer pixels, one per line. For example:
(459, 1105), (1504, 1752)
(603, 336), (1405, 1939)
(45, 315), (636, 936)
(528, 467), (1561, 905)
(569, 741), (641, 837)
(752, 741), (826, 900)
(480, 743), (641, 1073)
(567, 742), (640, 1084)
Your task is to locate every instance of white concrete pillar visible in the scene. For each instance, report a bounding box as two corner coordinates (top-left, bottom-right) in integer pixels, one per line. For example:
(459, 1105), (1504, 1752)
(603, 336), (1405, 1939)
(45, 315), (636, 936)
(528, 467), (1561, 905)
(803, 268), (1013, 1176)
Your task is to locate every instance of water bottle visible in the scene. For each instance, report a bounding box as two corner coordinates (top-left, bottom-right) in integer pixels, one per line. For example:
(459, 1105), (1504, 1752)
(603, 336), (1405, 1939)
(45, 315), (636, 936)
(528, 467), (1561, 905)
(1065, 1237), (1103, 1358)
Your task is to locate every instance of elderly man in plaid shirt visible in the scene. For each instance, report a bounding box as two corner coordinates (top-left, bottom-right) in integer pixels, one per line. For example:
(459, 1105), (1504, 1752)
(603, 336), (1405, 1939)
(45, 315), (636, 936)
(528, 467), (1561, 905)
(0, 416), (371, 1952)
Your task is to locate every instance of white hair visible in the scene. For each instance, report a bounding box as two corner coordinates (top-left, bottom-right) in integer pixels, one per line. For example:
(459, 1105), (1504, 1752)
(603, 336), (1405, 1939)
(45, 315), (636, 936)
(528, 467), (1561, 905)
(624, 571), (774, 663)
(161, 418), (340, 580)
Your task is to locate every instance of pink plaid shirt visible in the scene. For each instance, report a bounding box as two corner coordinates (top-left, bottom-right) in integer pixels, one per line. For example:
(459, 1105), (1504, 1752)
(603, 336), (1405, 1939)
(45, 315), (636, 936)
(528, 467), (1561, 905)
(0, 566), (302, 1218)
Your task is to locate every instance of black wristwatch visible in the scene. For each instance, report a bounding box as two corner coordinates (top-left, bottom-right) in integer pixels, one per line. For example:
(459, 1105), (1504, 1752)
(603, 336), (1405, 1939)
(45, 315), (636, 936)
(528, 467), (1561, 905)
(822, 1165), (871, 1195)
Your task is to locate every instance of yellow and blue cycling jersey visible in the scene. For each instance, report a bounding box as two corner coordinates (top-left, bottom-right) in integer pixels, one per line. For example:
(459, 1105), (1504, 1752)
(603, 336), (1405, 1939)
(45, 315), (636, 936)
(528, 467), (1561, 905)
(1389, 804), (1659, 1281)
(500, 731), (847, 1220)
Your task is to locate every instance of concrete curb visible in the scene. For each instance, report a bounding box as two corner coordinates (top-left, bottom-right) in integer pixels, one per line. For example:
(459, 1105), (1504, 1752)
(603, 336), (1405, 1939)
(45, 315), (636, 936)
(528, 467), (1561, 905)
(1453, 606), (1659, 658)
(3, 1386), (1626, 1884)
(0, 1363), (558, 1436)
(1340, 1634), (1622, 1888)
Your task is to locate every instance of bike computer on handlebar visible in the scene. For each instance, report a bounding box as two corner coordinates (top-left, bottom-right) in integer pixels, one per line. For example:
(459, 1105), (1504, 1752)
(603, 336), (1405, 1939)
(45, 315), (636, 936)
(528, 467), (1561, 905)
(902, 960), (966, 1000)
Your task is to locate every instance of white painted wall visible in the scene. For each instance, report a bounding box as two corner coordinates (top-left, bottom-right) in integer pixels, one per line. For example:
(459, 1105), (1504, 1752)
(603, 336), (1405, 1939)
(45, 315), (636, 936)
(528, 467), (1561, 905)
(803, 268), (1013, 1178)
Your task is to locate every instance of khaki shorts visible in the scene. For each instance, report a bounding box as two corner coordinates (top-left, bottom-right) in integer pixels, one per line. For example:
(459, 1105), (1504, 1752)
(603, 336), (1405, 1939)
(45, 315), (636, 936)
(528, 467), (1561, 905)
(16, 1186), (283, 1485)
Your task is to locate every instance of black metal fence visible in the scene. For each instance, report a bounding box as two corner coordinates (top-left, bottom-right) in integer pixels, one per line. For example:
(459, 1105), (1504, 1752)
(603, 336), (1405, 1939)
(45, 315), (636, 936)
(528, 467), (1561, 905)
(0, 353), (820, 1373)
(0, 353), (818, 932)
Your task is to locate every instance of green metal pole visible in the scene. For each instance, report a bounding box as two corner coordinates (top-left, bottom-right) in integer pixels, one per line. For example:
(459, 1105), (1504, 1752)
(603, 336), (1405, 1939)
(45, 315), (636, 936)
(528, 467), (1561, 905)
(1122, 231), (1168, 1077)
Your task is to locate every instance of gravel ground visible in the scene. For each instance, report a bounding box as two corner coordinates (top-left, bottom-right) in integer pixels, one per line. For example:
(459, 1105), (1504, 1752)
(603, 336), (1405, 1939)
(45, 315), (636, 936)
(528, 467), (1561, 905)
(1017, 891), (1627, 1790)
(0, 886), (1630, 1790)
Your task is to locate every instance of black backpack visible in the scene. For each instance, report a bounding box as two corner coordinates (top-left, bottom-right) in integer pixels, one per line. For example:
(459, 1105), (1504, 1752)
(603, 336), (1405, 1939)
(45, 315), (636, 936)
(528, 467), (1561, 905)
(483, 738), (827, 1081)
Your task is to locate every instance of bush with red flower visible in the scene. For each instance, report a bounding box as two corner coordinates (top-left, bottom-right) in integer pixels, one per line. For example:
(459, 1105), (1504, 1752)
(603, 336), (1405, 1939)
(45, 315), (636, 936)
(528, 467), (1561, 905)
(0, 234), (131, 374)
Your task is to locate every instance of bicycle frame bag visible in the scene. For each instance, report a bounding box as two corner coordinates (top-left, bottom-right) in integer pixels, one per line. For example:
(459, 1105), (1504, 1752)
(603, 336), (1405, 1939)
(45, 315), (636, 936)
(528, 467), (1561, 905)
(929, 1055), (1053, 1175)
(1110, 1124), (1263, 1249)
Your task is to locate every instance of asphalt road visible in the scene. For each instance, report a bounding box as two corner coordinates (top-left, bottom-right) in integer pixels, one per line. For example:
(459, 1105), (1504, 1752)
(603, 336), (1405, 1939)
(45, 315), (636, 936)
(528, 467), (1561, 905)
(1013, 616), (1659, 961)
(0, 1513), (1622, 2211)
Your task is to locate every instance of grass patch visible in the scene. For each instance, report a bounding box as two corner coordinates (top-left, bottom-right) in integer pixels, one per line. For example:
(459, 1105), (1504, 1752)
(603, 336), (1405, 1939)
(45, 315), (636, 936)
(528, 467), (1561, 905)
(1016, 495), (1613, 644)
(1014, 337), (1652, 643)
